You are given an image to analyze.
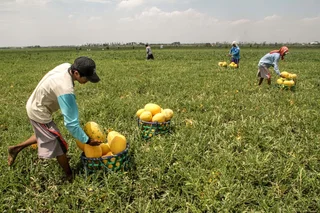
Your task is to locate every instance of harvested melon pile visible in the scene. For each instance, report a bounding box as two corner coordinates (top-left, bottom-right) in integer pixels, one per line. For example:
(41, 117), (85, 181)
(276, 71), (297, 90)
(218, 61), (228, 67)
(136, 103), (174, 123)
(228, 62), (238, 68)
(218, 61), (238, 68)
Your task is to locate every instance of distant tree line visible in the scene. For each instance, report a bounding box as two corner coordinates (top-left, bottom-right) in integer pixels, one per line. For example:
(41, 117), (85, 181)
(1, 41), (319, 50)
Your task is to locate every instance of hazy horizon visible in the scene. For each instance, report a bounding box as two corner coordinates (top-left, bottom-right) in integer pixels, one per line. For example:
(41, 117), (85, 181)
(1, 0), (319, 47)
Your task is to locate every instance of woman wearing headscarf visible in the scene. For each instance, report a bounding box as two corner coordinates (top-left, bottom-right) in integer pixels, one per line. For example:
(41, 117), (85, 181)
(228, 41), (240, 68)
(257, 46), (289, 85)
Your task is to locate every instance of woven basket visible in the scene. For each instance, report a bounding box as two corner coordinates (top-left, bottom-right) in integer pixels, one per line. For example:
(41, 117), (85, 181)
(137, 119), (171, 139)
(80, 143), (129, 173)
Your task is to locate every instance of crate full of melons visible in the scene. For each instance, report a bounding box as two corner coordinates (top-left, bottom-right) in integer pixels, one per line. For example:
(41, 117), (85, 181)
(76, 121), (129, 173)
(136, 103), (174, 139)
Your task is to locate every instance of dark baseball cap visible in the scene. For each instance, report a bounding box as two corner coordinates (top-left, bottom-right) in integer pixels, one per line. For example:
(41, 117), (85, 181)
(72, 56), (100, 83)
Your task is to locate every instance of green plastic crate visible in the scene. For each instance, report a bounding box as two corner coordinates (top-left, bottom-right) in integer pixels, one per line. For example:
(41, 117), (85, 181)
(80, 143), (130, 174)
(137, 119), (171, 140)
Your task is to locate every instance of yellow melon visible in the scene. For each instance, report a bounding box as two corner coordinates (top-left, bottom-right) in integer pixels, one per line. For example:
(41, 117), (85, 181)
(108, 134), (127, 154)
(230, 63), (237, 68)
(83, 121), (106, 142)
(144, 103), (161, 116)
(103, 151), (114, 157)
(163, 108), (174, 121)
(283, 80), (295, 87)
(276, 78), (284, 85)
(100, 143), (111, 155)
(152, 113), (166, 123)
(218, 62), (223, 66)
(139, 111), (153, 122)
(222, 62), (228, 67)
(291, 74), (297, 79)
(281, 71), (289, 78)
(84, 144), (102, 158)
(107, 130), (120, 143)
(75, 140), (85, 151)
(136, 108), (145, 118)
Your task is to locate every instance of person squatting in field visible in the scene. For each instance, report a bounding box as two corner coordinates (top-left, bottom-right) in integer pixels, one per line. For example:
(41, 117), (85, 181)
(228, 41), (240, 67)
(257, 46), (289, 85)
(145, 44), (154, 60)
(8, 56), (102, 181)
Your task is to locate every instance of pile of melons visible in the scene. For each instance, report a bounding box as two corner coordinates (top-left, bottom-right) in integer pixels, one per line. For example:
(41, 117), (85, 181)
(218, 61), (228, 67)
(276, 71), (297, 87)
(75, 121), (127, 158)
(229, 62), (238, 68)
(136, 103), (174, 123)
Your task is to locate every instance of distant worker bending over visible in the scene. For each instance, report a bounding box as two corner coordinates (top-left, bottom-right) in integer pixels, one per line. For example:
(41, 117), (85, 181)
(145, 44), (154, 60)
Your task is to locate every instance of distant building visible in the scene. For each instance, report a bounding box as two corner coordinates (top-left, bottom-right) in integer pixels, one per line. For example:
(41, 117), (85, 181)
(310, 41), (319, 45)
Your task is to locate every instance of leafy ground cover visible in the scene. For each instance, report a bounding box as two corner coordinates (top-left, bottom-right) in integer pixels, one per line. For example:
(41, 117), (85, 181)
(0, 47), (319, 212)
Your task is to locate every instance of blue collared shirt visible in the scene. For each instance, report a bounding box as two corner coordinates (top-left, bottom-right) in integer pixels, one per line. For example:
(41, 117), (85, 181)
(229, 46), (240, 59)
(258, 53), (281, 75)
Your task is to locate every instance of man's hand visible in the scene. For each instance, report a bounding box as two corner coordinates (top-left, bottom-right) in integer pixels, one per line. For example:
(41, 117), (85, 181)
(87, 139), (102, 146)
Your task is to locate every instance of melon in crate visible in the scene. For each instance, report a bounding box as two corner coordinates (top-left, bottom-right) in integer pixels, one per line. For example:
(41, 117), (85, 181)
(83, 121), (106, 142)
(100, 143), (111, 155)
(152, 113), (166, 123)
(108, 134), (127, 155)
(144, 103), (161, 116)
(163, 109), (174, 121)
(84, 144), (103, 158)
(139, 111), (153, 122)
(136, 108), (145, 118)
(76, 140), (85, 151)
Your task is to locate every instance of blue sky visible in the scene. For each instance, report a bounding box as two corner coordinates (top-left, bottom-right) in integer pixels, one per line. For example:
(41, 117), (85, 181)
(0, 0), (319, 47)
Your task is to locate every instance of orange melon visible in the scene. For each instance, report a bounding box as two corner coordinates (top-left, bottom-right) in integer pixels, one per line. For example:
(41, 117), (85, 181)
(84, 144), (102, 158)
(100, 143), (111, 155)
(76, 140), (85, 151)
